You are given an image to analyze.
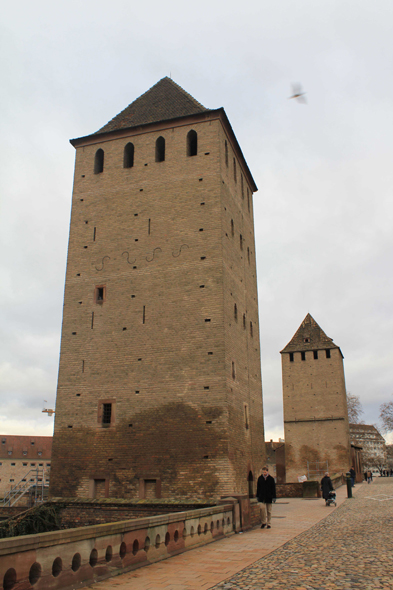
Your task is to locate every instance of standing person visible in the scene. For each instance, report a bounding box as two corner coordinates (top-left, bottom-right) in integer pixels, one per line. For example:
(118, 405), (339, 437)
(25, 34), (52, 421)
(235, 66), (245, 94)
(350, 466), (356, 487)
(321, 472), (333, 504)
(367, 470), (372, 484)
(256, 466), (276, 529)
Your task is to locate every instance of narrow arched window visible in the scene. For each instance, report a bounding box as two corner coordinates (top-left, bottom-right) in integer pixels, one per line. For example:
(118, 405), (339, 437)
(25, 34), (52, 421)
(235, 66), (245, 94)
(94, 149), (104, 174)
(234, 304), (238, 321)
(155, 137), (165, 162)
(124, 143), (134, 168)
(187, 130), (197, 157)
(231, 219), (234, 237)
(225, 140), (228, 167)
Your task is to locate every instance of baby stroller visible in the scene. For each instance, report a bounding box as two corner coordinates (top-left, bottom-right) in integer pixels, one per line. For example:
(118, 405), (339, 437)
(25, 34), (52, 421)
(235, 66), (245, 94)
(325, 490), (337, 507)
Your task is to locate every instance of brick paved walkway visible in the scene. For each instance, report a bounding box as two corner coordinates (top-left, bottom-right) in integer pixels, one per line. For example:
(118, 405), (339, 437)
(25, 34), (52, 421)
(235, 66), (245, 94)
(212, 478), (393, 590)
(90, 479), (378, 590)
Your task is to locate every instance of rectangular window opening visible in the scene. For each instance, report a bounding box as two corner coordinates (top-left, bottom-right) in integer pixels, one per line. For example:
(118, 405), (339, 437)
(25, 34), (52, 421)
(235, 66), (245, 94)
(91, 311), (94, 329)
(244, 404), (249, 429)
(326, 349), (331, 359)
(95, 286), (105, 303)
(142, 305), (146, 324)
(313, 350), (318, 360)
(93, 227), (96, 241)
(301, 352), (306, 361)
(102, 403), (112, 425)
(289, 352), (294, 362)
(148, 219), (151, 235)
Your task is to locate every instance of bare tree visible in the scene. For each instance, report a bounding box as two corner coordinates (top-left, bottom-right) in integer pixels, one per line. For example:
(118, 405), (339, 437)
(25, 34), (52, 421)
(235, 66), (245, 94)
(379, 400), (393, 434)
(347, 392), (364, 424)
(362, 448), (386, 474)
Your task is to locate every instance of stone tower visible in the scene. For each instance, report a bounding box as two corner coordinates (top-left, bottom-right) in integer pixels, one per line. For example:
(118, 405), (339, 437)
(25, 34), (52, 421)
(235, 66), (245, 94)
(281, 314), (350, 482)
(50, 78), (265, 500)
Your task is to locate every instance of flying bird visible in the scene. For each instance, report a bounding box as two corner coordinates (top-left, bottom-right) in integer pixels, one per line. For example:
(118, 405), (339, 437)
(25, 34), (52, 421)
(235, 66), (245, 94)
(289, 83), (307, 103)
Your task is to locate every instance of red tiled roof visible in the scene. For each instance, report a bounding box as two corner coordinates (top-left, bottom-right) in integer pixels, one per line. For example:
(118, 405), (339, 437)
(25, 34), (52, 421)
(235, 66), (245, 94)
(0, 435), (52, 460)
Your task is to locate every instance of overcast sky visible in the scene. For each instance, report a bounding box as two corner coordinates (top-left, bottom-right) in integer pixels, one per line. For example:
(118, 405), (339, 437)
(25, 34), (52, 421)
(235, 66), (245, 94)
(1, 0), (392, 442)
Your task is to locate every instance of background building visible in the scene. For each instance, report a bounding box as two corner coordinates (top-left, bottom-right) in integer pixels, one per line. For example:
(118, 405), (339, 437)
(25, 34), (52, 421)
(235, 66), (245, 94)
(281, 314), (351, 482)
(349, 423), (386, 472)
(0, 435), (52, 502)
(50, 78), (265, 501)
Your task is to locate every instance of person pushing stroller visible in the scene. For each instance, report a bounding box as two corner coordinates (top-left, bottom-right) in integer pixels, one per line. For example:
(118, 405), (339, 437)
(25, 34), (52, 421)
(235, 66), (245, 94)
(321, 472), (335, 506)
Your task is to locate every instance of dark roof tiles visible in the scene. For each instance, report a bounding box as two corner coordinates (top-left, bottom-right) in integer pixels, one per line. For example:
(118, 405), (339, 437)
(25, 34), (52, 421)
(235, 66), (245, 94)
(281, 313), (338, 353)
(96, 77), (208, 134)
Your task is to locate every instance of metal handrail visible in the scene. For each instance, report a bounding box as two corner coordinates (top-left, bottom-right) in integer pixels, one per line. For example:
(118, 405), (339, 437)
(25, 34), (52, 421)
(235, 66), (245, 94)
(1, 467), (50, 507)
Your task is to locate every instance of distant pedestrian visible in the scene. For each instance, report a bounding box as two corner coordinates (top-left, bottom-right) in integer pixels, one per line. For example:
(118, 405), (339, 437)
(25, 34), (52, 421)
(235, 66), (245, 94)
(256, 466), (276, 529)
(367, 470), (372, 484)
(350, 467), (356, 487)
(321, 472), (333, 504)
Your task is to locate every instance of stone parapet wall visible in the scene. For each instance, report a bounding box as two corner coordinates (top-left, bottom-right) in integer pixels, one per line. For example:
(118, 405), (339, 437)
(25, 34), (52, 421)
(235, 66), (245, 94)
(0, 502), (235, 590)
(276, 483), (303, 497)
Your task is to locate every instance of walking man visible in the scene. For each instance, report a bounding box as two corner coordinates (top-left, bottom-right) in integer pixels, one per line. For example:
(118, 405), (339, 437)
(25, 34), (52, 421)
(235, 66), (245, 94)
(256, 466), (276, 529)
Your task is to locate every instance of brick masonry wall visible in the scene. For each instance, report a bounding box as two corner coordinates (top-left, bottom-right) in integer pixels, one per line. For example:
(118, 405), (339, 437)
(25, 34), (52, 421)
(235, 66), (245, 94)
(47, 499), (215, 529)
(50, 112), (265, 501)
(218, 125), (265, 495)
(282, 348), (351, 482)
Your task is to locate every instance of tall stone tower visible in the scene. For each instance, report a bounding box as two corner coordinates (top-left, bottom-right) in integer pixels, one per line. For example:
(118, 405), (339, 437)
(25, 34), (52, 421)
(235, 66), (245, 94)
(281, 314), (350, 482)
(50, 78), (265, 500)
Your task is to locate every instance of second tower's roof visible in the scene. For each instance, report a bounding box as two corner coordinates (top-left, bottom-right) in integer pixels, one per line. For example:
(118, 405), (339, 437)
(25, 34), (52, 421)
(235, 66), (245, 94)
(280, 313), (340, 354)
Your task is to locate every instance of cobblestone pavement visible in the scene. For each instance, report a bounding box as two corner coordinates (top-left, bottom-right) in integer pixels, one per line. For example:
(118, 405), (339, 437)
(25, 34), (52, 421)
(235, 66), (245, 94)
(212, 478), (393, 590)
(91, 481), (349, 590)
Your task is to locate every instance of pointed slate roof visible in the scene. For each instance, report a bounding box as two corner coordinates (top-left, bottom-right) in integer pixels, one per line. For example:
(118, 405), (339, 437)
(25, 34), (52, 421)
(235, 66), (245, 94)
(95, 77), (209, 134)
(280, 313), (340, 354)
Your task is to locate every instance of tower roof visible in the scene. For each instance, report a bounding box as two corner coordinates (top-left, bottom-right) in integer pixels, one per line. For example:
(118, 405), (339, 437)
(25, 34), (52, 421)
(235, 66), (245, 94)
(280, 313), (341, 354)
(70, 77), (258, 192)
(95, 77), (209, 134)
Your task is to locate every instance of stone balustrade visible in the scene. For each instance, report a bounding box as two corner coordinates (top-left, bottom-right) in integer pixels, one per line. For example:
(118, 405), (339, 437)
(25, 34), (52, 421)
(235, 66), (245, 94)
(0, 502), (235, 590)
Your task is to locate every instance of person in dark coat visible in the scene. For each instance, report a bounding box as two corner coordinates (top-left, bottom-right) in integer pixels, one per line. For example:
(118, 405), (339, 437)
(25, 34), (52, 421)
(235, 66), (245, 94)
(321, 472), (333, 503)
(256, 466), (276, 529)
(350, 466), (356, 487)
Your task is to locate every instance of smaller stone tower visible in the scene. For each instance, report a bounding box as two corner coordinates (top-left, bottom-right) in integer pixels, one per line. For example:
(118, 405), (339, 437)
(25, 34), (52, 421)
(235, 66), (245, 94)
(281, 314), (351, 482)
